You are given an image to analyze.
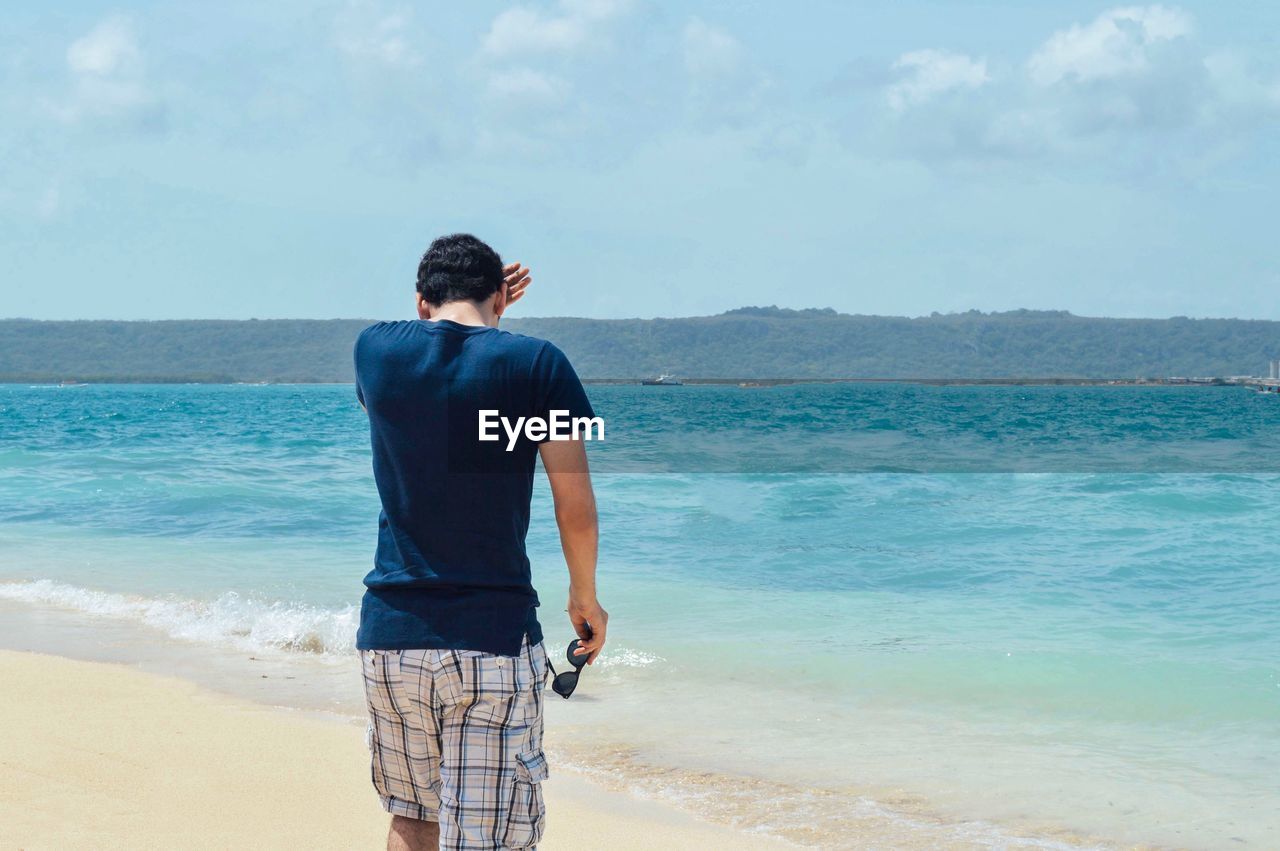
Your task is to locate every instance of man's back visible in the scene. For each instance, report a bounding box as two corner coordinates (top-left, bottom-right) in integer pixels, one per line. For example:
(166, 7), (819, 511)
(355, 234), (606, 851)
(354, 317), (593, 657)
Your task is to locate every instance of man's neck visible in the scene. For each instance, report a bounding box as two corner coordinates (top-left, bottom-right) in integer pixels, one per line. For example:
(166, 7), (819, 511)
(426, 301), (496, 328)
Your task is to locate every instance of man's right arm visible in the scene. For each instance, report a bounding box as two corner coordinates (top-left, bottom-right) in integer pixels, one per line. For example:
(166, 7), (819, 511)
(539, 438), (607, 664)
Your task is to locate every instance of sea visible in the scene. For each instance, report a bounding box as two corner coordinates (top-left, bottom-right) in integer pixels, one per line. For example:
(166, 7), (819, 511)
(1, 382), (1277, 849)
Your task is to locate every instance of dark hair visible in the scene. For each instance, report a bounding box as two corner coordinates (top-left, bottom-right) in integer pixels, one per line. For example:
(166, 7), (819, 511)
(416, 234), (504, 306)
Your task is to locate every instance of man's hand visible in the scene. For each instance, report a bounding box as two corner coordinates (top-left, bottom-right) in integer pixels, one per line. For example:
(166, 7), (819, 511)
(504, 262), (532, 308)
(567, 592), (608, 665)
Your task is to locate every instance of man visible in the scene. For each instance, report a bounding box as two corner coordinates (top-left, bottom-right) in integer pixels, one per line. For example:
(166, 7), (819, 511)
(354, 233), (607, 850)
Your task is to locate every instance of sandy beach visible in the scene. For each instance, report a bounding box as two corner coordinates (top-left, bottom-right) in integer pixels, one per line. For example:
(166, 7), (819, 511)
(0, 650), (787, 850)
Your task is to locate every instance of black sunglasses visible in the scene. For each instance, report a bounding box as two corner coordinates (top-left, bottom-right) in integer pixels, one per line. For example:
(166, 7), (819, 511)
(550, 638), (591, 699)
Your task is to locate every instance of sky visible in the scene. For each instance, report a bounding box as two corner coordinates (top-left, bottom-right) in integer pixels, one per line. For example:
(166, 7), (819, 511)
(2, 1), (1279, 321)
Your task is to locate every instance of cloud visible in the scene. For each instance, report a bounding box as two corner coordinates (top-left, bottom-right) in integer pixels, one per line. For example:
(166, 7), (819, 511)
(681, 17), (775, 129)
(1028, 5), (1193, 86)
(49, 16), (164, 130)
(67, 17), (140, 76)
(1202, 51), (1280, 118)
(487, 67), (567, 103)
(856, 4), (1280, 167)
(1020, 6), (1214, 140)
(482, 0), (631, 56)
(470, 0), (649, 158)
(751, 121), (817, 166)
(886, 49), (990, 111)
(335, 2), (420, 68)
(683, 17), (745, 79)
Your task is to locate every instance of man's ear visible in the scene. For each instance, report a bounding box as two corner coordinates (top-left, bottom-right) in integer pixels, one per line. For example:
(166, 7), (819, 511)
(416, 293), (432, 319)
(491, 281), (509, 320)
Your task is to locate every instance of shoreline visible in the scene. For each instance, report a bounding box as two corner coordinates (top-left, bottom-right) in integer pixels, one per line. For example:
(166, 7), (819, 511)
(0, 598), (798, 849)
(0, 596), (1133, 851)
(0, 647), (791, 850)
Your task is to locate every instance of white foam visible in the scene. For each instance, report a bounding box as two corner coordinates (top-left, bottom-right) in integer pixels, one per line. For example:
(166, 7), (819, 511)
(0, 580), (357, 658)
(0, 579), (673, 671)
(594, 648), (664, 669)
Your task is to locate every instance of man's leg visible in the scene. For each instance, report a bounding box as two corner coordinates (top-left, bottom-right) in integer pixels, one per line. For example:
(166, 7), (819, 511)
(388, 814), (439, 851)
(362, 650), (445, 846)
(437, 640), (549, 850)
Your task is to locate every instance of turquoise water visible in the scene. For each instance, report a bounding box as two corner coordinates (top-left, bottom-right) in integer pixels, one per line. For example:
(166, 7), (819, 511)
(1, 383), (1277, 848)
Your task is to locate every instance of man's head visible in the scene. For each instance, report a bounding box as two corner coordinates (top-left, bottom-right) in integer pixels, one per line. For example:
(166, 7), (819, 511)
(416, 234), (505, 315)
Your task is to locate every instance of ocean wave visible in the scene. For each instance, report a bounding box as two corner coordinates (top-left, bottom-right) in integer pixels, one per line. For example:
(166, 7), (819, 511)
(0, 580), (664, 669)
(0, 580), (357, 658)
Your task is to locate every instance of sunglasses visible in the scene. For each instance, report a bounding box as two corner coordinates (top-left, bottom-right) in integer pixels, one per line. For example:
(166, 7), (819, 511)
(550, 638), (591, 699)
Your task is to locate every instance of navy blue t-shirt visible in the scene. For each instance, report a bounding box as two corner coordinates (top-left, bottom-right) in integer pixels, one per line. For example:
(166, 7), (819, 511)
(353, 319), (594, 656)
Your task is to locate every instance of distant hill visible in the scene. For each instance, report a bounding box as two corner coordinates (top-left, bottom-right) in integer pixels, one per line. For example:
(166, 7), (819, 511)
(1, 308), (1277, 382)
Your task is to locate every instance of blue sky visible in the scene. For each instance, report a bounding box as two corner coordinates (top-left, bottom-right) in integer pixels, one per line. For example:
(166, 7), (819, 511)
(3, 1), (1279, 320)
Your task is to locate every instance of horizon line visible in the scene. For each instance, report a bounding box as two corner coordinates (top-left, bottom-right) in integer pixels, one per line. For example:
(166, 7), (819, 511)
(2, 308), (1278, 324)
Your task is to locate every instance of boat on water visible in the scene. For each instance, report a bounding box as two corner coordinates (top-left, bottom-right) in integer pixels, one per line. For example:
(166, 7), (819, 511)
(641, 373), (684, 386)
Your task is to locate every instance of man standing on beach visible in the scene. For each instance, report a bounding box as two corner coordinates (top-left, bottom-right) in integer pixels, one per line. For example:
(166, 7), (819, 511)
(354, 234), (607, 850)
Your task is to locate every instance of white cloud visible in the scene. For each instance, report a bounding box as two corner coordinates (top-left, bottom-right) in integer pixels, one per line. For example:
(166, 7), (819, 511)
(869, 4), (1280, 171)
(1029, 5), (1193, 86)
(861, 5), (1276, 163)
(487, 67), (567, 103)
(1203, 51), (1280, 114)
(683, 18), (744, 79)
(67, 17), (140, 76)
(482, 0), (631, 56)
(486, 8), (583, 54)
(50, 16), (162, 129)
(335, 3), (420, 68)
(886, 49), (989, 111)
(560, 0), (631, 15)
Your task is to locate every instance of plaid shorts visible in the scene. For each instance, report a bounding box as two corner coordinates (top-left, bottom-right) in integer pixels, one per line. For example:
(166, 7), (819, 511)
(361, 639), (550, 850)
